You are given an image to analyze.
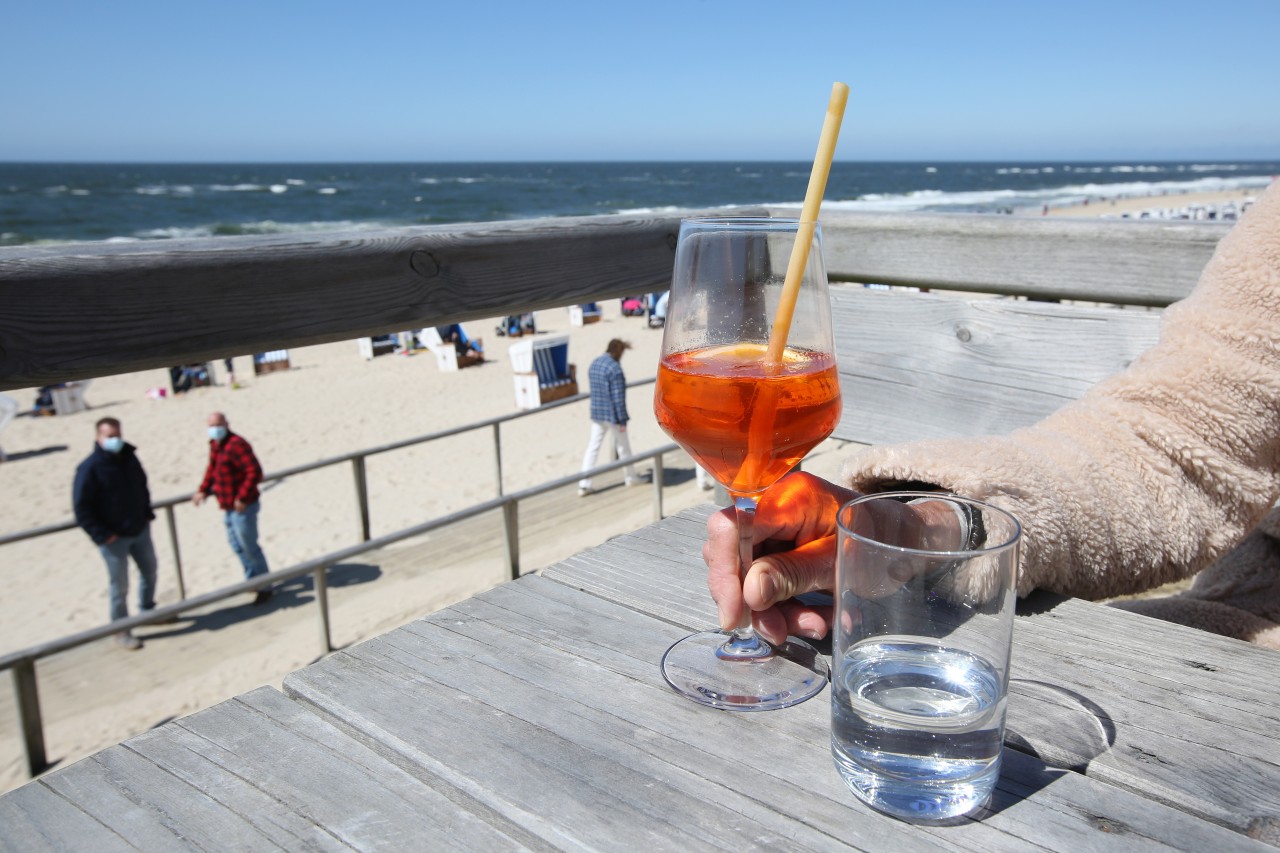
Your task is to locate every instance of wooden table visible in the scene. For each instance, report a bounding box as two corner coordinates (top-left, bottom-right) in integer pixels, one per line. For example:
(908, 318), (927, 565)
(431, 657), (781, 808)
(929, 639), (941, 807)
(3, 506), (1277, 851)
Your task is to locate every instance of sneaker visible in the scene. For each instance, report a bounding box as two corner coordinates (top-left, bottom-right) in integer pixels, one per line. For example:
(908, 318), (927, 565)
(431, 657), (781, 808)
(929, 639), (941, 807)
(625, 472), (653, 487)
(116, 632), (143, 651)
(252, 590), (274, 607)
(578, 486), (594, 497)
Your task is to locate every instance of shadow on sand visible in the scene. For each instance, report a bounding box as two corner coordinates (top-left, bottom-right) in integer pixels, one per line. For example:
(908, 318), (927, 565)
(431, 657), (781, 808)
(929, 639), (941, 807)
(140, 562), (383, 639)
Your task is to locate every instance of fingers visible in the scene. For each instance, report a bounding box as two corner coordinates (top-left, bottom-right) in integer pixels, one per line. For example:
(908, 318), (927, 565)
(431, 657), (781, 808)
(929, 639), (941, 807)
(743, 535), (838, 610)
(704, 472), (858, 633)
(705, 508), (746, 630)
(753, 598), (833, 646)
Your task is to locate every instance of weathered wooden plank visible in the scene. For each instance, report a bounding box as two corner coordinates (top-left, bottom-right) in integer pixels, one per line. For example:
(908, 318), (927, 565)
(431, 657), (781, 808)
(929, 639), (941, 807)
(827, 286), (1163, 445)
(285, 575), (1263, 851)
(285, 581), (968, 852)
(810, 209), (1227, 305)
(542, 507), (1280, 841)
(0, 210), (743, 390)
(26, 686), (537, 851)
(0, 207), (1220, 391)
(0, 781), (135, 853)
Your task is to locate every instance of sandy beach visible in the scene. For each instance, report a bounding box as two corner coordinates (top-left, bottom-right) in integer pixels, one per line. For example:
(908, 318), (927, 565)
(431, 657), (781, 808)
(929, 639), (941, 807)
(1035, 186), (1265, 219)
(0, 187), (1258, 793)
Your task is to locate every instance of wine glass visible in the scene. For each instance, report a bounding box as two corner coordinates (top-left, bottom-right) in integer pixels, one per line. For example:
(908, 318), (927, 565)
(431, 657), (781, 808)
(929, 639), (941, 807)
(654, 217), (842, 710)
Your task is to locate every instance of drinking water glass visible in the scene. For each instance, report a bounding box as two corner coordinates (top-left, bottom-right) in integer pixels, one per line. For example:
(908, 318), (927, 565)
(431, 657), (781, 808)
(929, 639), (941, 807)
(832, 492), (1021, 821)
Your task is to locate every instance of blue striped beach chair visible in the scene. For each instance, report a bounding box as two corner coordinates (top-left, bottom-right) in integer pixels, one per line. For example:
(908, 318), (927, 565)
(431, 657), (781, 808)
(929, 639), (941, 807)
(510, 335), (578, 409)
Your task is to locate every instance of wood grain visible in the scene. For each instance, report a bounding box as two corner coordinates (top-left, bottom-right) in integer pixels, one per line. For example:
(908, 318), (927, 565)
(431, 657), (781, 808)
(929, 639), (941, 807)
(810, 209), (1226, 304)
(827, 286), (1163, 445)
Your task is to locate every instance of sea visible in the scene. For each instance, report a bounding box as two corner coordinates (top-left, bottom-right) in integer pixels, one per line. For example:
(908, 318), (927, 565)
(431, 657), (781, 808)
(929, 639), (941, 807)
(2, 160), (1276, 247)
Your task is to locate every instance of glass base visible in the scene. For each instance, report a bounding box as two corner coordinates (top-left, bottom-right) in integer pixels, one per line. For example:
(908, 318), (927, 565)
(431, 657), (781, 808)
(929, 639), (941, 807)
(660, 630), (830, 711)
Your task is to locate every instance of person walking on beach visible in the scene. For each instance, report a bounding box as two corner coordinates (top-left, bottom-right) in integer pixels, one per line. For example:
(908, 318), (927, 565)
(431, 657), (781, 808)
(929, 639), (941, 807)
(192, 412), (272, 604)
(578, 338), (650, 497)
(73, 417), (159, 650)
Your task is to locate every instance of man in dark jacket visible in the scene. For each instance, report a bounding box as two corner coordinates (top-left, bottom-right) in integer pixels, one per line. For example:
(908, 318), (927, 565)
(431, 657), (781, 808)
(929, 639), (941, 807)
(73, 417), (158, 650)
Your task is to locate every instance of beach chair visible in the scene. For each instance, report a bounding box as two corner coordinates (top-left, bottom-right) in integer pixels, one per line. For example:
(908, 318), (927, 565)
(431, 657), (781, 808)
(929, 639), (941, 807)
(357, 334), (401, 360)
(169, 364), (212, 395)
(420, 326), (483, 371)
(253, 350), (291, 375)
(568, 303), (602, 326)
(0, 393), (18, 460)
(509, 334), (577, 409)
(49, 380), (92, 414)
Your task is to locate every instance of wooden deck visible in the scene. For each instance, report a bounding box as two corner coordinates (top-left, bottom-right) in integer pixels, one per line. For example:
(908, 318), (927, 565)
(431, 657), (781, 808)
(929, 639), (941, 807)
(2, 505), (1276, 851)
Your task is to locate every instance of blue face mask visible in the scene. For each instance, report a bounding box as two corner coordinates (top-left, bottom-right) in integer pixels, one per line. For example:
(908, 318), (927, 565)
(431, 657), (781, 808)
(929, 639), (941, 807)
(208, 425), (228, 442)
(101, 436), (124, 453)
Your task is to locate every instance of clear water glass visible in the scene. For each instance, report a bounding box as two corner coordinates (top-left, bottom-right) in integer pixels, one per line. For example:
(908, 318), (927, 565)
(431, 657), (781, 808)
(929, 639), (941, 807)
(832, 492), (1021, 821)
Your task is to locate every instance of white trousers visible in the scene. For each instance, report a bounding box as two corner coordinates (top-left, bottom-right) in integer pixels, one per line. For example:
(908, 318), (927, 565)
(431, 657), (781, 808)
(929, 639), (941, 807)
(579, 421), (636, 488)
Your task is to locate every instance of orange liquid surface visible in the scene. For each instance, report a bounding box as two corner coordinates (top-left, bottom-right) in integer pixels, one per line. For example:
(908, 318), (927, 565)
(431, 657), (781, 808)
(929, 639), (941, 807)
(654, 344), (842, 496)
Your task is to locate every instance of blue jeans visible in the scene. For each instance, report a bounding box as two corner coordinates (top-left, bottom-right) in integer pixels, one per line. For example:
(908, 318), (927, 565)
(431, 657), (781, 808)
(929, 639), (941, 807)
(225, 501), (270, 581)
(98, 526), (158, 623)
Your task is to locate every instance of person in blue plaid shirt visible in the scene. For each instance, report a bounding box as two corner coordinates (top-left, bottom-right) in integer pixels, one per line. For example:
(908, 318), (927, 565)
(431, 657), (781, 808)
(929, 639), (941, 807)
(578, 338), (651, 497)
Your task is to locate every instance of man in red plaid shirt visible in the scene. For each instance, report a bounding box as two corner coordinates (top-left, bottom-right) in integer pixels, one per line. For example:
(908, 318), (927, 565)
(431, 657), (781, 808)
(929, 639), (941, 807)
(193, 411), (272, 604)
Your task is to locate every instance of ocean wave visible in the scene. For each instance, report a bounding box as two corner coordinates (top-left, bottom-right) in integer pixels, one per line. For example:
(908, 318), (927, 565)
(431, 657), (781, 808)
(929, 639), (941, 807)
(612, 203), (743, 216)
(136, 184), (196, 196)
(210, 183), (272, 192)
(419, 176), (489, 185)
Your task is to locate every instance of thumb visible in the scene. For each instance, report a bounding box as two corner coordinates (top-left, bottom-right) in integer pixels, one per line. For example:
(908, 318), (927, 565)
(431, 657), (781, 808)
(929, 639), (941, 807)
(743, 535), (837, 611)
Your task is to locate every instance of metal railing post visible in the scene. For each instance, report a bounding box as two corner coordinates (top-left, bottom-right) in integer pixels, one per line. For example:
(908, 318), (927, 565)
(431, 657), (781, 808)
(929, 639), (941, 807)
(651, 455), (665, 522)
(13, 661), (48, 777)
(352, 456), (371, 542)
(492, 423), (504, 497)
(163, 505), (187, 600)
(502, 501), (520, 581)
(313, 568), (332, 655)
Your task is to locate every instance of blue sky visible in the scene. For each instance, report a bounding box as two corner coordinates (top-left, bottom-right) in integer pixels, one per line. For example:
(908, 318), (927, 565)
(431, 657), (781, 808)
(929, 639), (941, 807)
(5, 0), (1278, 162)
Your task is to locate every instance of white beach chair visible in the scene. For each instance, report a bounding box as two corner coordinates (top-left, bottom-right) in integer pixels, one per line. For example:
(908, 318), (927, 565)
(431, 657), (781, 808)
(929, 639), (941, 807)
(357, 334), (401, 360)
(420, 326), (483, 372)
(0, 393), (18, 461)
(509, 335), (577, 409)
(50, 380), (92, 415)
(253, 350), (291, 375)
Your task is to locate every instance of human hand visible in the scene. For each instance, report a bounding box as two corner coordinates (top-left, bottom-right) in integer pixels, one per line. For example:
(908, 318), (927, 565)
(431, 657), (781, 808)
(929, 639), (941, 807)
(104, 534), (119, 545)
(706, 475), (971, 646)
(191, 492), (206, 506)
(705, 472), (859, 646)
(233, 499), (246, 513)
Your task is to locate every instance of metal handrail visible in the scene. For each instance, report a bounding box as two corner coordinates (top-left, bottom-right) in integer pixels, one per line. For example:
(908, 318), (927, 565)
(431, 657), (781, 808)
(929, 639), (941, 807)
(2, 375), (676, 779)
(0, 376), (657, 548)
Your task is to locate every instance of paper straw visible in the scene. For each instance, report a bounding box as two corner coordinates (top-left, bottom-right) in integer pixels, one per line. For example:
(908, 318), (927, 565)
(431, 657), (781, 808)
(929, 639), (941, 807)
(765, 82), (849, 366)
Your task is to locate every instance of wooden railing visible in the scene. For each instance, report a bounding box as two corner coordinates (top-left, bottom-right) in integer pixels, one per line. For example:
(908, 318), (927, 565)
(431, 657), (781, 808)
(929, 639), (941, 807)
(0, 207), (1232, 782)
(0, 209), (1225, 391)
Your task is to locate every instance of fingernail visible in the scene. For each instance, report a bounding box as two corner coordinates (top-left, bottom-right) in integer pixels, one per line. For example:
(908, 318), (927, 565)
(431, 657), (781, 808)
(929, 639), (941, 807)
(755, 573), (776, 604)
(797, 616), (826, 640)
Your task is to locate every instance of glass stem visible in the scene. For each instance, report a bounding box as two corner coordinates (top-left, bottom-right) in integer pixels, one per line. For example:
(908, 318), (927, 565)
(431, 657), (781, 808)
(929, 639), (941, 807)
(717, 496), (772, 658)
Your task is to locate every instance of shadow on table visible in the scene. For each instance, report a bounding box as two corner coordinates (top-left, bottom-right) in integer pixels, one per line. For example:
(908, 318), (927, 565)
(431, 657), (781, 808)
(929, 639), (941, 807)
(140, 562), (383, 638)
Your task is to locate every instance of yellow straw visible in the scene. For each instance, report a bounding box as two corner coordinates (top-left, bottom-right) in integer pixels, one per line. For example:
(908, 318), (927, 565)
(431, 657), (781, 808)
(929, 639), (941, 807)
(765, 82), (849, 365)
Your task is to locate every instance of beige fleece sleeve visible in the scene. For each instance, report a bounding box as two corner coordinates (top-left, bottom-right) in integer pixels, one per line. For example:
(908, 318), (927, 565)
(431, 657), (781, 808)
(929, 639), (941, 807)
(841, 182), (1280, 600)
